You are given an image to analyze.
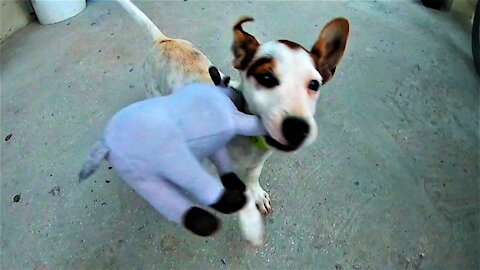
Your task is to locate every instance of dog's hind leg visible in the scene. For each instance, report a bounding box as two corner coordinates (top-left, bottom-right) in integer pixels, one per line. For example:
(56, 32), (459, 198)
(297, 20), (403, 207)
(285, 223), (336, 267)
(127, 174), (219, 236)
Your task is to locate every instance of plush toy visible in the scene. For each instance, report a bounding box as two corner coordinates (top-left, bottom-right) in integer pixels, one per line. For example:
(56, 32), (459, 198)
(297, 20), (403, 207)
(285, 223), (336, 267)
(78, 80), (267, 237)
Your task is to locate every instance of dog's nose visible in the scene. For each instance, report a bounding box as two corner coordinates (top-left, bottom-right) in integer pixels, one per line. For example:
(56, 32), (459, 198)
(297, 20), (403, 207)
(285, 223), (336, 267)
(282, 117), (310, 147)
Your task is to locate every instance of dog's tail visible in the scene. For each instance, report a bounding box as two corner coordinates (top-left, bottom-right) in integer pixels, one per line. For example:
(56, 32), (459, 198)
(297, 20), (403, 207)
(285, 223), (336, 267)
(79, 141), (109, 182)
(115, 0), (169, 42)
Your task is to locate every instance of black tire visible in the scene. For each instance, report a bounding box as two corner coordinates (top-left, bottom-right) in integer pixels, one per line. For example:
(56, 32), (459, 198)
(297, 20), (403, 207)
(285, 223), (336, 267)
(421, 0), (447, 10)
(472, 1), (480, 75)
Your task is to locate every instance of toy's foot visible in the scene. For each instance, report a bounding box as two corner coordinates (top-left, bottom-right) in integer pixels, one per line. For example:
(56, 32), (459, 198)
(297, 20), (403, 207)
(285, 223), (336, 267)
(249, 183), (272, 215)
(220, 172), (246, 192)
(210, 190), (246, 214)
(183, 207), (219, 236)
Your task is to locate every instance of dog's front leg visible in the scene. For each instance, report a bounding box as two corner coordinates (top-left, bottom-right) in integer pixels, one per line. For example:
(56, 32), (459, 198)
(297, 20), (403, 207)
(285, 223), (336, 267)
(228, 137), (273, 245)
(238, 188), (264, 247)
(229, 137), (274, 215)
(237, 153), (272, 246)
(242, 151), (273, 215)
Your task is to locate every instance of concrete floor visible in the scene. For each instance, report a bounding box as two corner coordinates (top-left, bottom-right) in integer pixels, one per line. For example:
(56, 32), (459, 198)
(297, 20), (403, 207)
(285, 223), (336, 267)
(1, 1), (479, 269)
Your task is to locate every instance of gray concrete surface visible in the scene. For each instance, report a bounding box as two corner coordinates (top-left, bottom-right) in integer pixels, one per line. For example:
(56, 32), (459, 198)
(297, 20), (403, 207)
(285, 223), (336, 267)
(1, 1), (479, 269)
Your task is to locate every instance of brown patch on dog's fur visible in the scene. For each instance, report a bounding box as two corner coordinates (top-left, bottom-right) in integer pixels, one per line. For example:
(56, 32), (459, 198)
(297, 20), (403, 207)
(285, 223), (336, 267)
(310, 18), (349, 84)
(278, 40), (307, 52)
(246, 57), (275, 77)
(232, 16), (259, 70)
(155, 39), (212, 82)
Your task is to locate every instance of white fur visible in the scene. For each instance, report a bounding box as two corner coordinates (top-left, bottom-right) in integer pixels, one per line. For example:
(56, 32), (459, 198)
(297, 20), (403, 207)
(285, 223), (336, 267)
(116, 0), (167, 41)
(239, 42), (322, 147)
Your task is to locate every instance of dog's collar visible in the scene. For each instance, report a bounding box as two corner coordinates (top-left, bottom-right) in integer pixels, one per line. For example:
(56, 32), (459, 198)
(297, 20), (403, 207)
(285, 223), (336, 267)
(233, 86), (270, 150)
(250, 136), (270, 150)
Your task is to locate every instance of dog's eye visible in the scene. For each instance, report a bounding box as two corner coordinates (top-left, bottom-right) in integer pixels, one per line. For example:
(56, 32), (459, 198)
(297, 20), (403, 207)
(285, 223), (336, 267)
(254, 73), (279, 88)
(308, 80), (320, 91)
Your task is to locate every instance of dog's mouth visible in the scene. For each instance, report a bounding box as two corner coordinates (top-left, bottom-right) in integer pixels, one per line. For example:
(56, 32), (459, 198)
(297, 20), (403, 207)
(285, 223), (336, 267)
(264, 136), (298, 152)
(236, 95), (299, 153)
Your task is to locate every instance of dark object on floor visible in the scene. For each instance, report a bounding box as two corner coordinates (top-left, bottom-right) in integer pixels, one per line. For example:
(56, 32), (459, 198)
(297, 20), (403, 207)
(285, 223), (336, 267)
(13, 194), (21, 202)
(48, 186), (61, 196)
(421, 0), (450, 10)
(5, 134), (12, 141)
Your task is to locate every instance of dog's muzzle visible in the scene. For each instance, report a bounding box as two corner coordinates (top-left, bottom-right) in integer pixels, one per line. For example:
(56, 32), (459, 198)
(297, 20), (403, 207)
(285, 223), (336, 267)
(265, 117), (310, 152)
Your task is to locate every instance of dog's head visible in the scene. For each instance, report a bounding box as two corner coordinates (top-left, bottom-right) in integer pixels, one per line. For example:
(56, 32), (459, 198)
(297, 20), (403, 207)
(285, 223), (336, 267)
(231, 17), (349, 152)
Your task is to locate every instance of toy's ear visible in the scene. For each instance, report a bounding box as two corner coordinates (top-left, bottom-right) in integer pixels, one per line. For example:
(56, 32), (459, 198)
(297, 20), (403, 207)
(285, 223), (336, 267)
(208, 66), (232, 88)
(310, 18), (349, 84)
(222, 76), (231, 87)
(208, 66), (222, 86)
(231, 16), (259, 70)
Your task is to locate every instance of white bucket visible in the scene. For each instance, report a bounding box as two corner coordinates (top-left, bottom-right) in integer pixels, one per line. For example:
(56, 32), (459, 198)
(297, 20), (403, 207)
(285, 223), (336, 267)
(31, 0), (86, 25)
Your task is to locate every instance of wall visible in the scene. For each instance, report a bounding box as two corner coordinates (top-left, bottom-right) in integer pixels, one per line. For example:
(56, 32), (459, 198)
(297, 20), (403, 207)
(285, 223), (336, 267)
(1, 0), (34, 44)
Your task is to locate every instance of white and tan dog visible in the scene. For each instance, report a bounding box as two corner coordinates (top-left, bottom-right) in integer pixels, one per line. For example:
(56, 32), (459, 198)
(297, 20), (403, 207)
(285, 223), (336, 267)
(115, 0), (349, 246)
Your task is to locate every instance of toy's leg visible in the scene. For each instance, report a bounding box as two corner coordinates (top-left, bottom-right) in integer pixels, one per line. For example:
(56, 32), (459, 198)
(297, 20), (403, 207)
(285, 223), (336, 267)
(210, 147), (246, 192)
(210, 147), (233, 174)
(233, 112), (267, 137)
(126, 175), (219, 236)
(157, 148), (247, 214)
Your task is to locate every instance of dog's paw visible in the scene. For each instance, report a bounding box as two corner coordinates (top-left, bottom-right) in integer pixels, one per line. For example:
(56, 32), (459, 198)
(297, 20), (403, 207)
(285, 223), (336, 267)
(250, 184), (272, 215)
(239, 189), (264, 247)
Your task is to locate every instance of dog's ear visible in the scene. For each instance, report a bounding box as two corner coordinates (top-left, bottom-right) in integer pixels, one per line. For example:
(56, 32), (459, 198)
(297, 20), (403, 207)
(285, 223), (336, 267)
(231, 16), (259, 70)
(310, 18), (349, 84)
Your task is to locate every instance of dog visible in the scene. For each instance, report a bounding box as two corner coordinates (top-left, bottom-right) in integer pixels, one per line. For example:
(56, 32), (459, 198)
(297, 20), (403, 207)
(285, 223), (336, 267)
(114, 0), (349, 246)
